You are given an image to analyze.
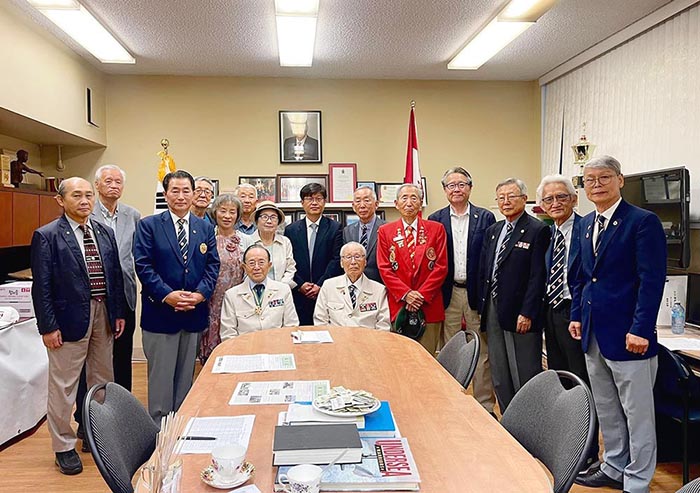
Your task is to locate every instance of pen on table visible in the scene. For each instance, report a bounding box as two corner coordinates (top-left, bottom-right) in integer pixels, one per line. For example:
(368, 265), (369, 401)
(179, 436), (217, 440)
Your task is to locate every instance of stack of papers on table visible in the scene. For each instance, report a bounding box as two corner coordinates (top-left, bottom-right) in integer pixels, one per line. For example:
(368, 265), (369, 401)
(659, 337), (700, 351)
(212, 354), (296, 373)
(283, 403), (365, 428)
(272, 423), (363, 466)
(292, 330), (334, 344)
(178, 415), (255, 454)
(229, 380), (331, 405)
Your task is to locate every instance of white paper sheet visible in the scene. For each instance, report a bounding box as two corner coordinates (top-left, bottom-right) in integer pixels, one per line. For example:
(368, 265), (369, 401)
(229, 380), (331, 405)
(659, 337), (700, 351)
(212, 354), (296, 373)
(178, 415), (256, 454)
(291, 330), (334, 344)
(286, 403), (364, 427)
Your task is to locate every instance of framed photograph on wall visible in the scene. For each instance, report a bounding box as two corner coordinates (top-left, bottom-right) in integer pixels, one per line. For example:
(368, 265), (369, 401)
(239, 176), (277, 202)
(324, 212), (341, 223)
(211, 179), (220, 198)
(345, 213), (360, 226)
(377, 210), (386, 220)
(377, 182), (403, 204)
(356, 181), (376, 196)
(277, 174), (329, 203)
(279, 110), (322, 163)
(328, 163), (357, 203)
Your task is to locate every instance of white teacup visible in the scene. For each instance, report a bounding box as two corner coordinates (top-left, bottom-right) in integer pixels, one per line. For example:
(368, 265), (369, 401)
(279, 464), (323, 493)
(211, 444), (246, 481)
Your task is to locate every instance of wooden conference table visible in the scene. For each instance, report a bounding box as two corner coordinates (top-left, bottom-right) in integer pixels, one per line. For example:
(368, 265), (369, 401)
(138, 327), (552, 492)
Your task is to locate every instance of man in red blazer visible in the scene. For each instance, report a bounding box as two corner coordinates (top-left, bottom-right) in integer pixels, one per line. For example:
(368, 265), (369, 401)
(377, 183), (448, 355)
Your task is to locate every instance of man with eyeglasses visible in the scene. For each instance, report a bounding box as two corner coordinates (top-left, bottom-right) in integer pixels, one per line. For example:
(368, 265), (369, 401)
(313, 241), (390, 330)
(234, 183), (258, 235)
(569, 156), (666, 493)
(191, 176), (215, 224)
(343, 186), (386, 282)
(478, 178), (550, 412)
(284, 183), (343, 325)
(428, 166), (496, 414)
(220, 245), (299, 338)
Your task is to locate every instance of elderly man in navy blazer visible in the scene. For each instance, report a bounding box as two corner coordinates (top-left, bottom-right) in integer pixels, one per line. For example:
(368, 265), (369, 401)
(570, 156), (666, 493)
(133, 170), (219, 425)
(343, 186), (385, 283)
(428, 166), (496, 414)
(31, 177), (125, 475)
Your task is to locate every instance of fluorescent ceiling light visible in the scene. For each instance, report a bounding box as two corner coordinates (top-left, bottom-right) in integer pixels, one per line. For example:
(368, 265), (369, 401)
(448, 18), (532, 70)
(27, 1), (134, 63)
(27, 0), (79, 8)
(499, 0), (558, 22)
(276, 15), (317, 67)
(275, 0), (319, 16)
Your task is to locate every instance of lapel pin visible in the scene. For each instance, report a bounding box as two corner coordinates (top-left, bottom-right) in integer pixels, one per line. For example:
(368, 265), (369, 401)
(520, 229), (525, 234)
(491, 235), (495, 240)
(613, 220), (618, 226)
(193, 230), (197, 234)
(473, 213), (478, 218)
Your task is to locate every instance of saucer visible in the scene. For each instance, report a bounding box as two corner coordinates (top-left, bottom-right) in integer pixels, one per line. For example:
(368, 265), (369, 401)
(200, 461), (255, 489)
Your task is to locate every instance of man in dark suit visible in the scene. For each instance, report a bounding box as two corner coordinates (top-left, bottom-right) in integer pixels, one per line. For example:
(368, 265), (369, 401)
(284, 183), (343, 325)
(282, 115), (320, 161)
(478, 178), (550, 412)
(30, 177), (125, 475)
(343, 186), (385, 282)
(428, 167), (496, 413)
(537, 174), (599, 467)
(570, 156), (666, 493)
(133, 170), (219, 425)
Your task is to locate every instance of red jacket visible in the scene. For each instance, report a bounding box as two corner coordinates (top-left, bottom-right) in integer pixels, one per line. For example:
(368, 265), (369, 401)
(377, 218), (448, 323)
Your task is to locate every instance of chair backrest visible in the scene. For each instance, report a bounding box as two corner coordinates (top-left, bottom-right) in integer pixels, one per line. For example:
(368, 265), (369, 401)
(437, 330), (480, 389)
(654, 344), (700, 405)
(501, 370), (596, 493)
(84, 382), (160, 493)
(677, 477), (700, 493)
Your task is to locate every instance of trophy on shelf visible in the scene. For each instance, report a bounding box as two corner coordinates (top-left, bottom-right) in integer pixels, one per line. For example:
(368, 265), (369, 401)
(571, 123), (596, 189)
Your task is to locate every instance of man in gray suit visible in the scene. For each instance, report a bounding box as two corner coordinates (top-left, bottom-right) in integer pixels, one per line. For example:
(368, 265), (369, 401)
(342, 186), (385, 283)
(73, 164), (140, 451)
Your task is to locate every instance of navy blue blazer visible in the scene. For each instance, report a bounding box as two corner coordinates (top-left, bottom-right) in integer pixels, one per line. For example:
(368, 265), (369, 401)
(428, 203), (496, 309)
(133, 211), (220, 334)
(544, 213), (582, 293)
(478, 212), (551, 332)
(284, 216), (343, 324)
(569, 200), (666, 361)
(31, 215), (125, 342)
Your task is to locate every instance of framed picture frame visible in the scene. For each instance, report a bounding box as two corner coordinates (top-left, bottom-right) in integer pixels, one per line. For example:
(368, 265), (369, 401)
(279, 110), (322, 163)
(211, 179), (220, 199)
(356, 181), (376, 196)
(344, 213), (360, 226)
(328, 163), (357, 203)
(377, 210), (386, 220)
(422, 177), (428, 207)
(277, 174), (329, 203)
(239, 176), (277, 202)
(324, 212), (341, 223)
(377, 182), (403, 204)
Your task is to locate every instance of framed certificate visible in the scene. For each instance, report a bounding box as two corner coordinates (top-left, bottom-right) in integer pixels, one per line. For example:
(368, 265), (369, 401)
(377, 182), (403, 204)
(328, 163), (357, 203)
(277, 174), (328, 203)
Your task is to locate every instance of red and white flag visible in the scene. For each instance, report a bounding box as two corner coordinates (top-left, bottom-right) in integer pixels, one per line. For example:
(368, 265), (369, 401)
(404, 103), (422, 189)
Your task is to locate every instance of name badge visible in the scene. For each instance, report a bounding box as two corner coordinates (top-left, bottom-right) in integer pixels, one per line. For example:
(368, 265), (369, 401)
(268, 298), (284, 308)
(515, 241), (530, 250)
(359, 302), (377, 312)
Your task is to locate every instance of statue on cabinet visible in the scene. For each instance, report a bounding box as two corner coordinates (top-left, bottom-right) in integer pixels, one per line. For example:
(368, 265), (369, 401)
(10, 150), (43, 187)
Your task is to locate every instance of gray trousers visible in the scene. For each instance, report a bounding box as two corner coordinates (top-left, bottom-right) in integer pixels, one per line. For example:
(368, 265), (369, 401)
(142, 330), (199, 426)
(586, 335), (657, 493)
(484, 298), (542, 412)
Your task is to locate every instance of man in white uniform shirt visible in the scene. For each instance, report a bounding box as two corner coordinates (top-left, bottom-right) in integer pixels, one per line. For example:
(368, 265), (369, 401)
(314, 242), (390, 330)
(220, 245), (299, 339)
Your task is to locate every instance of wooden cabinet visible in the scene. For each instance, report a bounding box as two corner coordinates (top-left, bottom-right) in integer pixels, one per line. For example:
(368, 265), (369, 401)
(0, 188), (62, 247)
(39, 195), (62, 228)
(0, 192), (11, 247)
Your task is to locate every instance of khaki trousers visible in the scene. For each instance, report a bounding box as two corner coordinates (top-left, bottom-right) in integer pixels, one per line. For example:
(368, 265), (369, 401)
(442, 285), (495, 413)
(47, 300), (114, 452)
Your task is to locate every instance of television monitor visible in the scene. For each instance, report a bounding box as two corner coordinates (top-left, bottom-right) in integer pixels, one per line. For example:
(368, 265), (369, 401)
(687, 273), (700, 327)
(620, 167), (690, 269)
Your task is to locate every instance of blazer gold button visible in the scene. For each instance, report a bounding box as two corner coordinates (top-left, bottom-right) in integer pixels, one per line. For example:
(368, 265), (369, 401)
(592, 278), (597, 282)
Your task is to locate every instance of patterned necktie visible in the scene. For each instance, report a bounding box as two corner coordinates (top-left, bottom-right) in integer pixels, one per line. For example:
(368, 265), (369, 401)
(79, 225), (107, 298)
(594, 214), (606, 256)
(253, 284), (265, 305)
(349, 284), (357, 309)
(177, 218), (188, 262)
(360, 224), (368, 249)
(491, 222), (514, 299)
(405, 225), (416, 269)
(548, 229), (566, 308)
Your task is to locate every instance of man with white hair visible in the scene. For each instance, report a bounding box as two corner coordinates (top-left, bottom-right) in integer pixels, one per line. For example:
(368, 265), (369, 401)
(343, 186), (386, 282)
(235, 183), (258, 235)
(314, 241), (390, 330)
(192, 176), (215, 224)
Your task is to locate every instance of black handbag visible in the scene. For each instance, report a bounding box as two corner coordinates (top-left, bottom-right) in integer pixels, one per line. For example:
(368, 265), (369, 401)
(393, 307), (426, 340)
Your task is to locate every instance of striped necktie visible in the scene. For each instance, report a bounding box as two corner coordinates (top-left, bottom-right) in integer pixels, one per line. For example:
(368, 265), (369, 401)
(79, 225), (107, 298)
(360, 224), (368, 249)
(177, 218), (188, 262)
(405, 225), (415, 269)
(594, 214), (606, 256)
(491, 222), (514, 299)
(349, 284), (357, 309)
(548, 229), (566, 308)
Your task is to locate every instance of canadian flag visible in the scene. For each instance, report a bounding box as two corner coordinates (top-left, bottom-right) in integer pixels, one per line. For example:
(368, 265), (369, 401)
(404, 103), (422, 190)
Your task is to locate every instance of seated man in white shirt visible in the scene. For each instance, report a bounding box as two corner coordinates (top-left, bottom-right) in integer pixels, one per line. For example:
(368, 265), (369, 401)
(313, 242), (390, 330)
(220, 245), (299, 339)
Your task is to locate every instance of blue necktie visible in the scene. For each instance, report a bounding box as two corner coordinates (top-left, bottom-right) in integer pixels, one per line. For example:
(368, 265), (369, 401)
(492, 222), (513, 299)
(548, 229), (566, 308)
(594, 215), (606, 256)
(349, 284), (357, 309)
(177, 218), (188, 262)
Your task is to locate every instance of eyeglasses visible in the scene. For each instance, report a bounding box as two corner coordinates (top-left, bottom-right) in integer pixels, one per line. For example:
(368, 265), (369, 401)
(245, 260), (268, 268)
(258, 214), (279, 223)
(541, 193), (572, 205)
(444, 181), (471, 191)
(341, 254), (366, 262)
(583, 175), (616, 187)
(302, 196), (325, 203)
(495, 194), (525, 203)
(194, 188), (213, 196)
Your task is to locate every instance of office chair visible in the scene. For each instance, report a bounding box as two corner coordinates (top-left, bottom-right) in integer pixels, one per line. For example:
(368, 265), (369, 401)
(501, 370), (596, 493)
(437, 330), (480, 389)
(83, 382), (160, 493)
(677, 477), (700, 492)
(654, 344), (700, 484)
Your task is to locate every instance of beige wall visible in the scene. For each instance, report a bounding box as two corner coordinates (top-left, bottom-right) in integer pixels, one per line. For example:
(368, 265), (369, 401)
(0, 3), (106, 145)
(0, 133), (43, 187)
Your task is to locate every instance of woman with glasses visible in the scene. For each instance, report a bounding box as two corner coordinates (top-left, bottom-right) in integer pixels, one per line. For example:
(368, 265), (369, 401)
(200, 193), (246, 362)
(244, 200), (297, 289)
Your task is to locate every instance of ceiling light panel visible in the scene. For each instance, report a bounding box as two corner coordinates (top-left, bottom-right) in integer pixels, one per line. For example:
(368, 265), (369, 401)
(276, 15), (317, 67)
(275, 0), (319, 16)
(448, 18), (533, 70)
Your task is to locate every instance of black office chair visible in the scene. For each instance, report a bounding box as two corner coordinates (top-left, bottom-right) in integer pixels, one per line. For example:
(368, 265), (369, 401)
(83, 382), (160, 493)
(654, 344), (700, 484)
(437, 330), (480, 389)
(501, 370), (596, 493)
(677, 477), (700, 492)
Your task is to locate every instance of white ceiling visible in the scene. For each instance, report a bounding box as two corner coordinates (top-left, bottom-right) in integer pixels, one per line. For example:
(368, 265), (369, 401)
(9, 0), (673, 80)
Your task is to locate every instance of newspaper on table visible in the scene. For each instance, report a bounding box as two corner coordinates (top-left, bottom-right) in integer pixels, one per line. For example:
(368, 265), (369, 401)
(291, 330), (334, 344)
(178, 415), (255, 454)
(229, 380), (331, 405)
(212, 354), (296, 373)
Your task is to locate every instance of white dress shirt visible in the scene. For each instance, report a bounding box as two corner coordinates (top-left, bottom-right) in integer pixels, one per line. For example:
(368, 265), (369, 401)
(169, 210), (191, 244)
(65, 216), (100, 264)
(592, 197), (622, 247)
(450, 204), (470, 282)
